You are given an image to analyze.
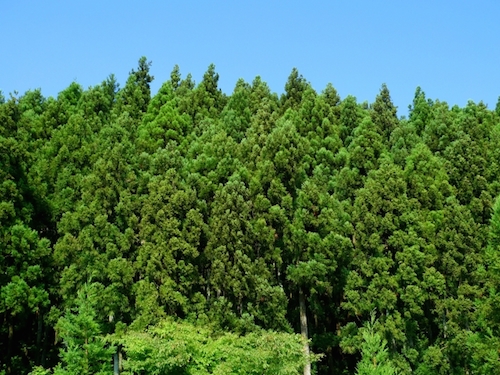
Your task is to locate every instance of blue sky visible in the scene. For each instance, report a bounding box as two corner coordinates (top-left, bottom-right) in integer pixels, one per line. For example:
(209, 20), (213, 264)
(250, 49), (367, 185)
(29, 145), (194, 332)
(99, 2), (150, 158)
(1, 1), (499, 116)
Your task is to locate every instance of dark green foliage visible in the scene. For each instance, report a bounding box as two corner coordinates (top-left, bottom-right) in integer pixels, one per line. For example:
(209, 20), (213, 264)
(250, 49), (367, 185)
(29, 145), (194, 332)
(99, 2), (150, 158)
(1, 105), (54, 373)
(115, 57), (154, 120)
(190, 64), (227, 123)
(464, 196), (500, 374)
(281, 68), (310, 113)
(371, 84), (398, 143)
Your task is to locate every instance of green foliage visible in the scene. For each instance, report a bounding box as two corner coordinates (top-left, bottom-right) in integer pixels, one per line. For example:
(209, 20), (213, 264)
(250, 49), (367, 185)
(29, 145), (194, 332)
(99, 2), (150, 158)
(117, 318), (309, 375)
(4, 60), (500, 375)
(356, 312), (397, 375)
(116, 57), (154, 120)
(54, 283), (114, 375)
(464, 196), (500, 374)
(281, 68), (310, 113)
(28, 366), (51, 375)
(371, 84), (398, 143)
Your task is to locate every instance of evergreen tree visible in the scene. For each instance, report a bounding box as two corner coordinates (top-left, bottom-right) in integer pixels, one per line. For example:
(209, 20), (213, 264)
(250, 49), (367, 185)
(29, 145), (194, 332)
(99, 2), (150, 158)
(5, 60), (500, 375)
(190, 63), (227, 123)
(135, 168), (203, 327)
(220, 79), (252, 142)
(371, 84), (399, 143)
(115, 57), (154, 120)
(0, 106), (54, 373)
(408, 87), (432, 137)
(53, 283), (114, 375)
(356, 312), (397, 375)
(281, 68), (309, 113)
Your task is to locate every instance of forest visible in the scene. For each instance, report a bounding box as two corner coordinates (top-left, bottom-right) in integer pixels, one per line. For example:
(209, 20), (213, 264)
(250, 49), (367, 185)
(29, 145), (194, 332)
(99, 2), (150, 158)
(2, 57), (500, 375)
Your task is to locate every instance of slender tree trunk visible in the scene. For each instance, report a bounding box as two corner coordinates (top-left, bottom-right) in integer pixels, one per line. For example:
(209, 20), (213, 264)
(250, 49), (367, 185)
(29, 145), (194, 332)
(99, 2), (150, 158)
(41, 323), (51, 367)
(299, 287), (311, 375)
(36, 310), (43, 365)
(119, 349), (123, 372)
(7, 322), (13, 374)
(114, 349), (119, 375)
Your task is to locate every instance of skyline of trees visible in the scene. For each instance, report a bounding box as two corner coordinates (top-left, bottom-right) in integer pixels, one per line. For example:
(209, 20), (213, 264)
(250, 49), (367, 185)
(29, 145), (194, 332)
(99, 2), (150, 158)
(2, 57), (500, 374)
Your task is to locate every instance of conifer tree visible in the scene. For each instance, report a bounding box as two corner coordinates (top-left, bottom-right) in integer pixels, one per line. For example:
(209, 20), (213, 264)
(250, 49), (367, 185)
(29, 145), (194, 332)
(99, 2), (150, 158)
(371, 84), (399, 143)
(281, 68), (309, 113)
(356, 312), (397, 375)
(190, 64), (227, 122)
(53, 283), (114, 375)
(115, 57), (153, 120)
(408, 87), (432, 137)
(339, 95), (362, 148)
(0, 107), (54, 373)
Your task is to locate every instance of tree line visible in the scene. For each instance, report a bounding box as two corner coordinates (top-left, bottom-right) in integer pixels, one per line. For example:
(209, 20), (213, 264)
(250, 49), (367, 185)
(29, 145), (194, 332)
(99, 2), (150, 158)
(2, 57), (500, 374)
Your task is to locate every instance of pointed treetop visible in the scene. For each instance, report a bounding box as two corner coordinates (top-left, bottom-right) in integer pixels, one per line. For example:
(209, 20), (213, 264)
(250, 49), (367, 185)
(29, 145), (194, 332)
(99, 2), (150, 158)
(281, 68), (309, 111)
(202, 63), (220, 95)
(371, 83), (398, 141)
(170, 64), (181, 89)
(129, 56), (154, 88)
(322, 83), (341, 108)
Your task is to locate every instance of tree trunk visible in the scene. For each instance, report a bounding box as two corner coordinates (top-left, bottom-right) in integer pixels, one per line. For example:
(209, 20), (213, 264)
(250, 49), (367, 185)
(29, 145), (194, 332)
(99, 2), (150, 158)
(7, 322), (13, 374)
(41, 323), (51, 367)
(299, 287), (311, 375)
(36, 310), (43, 365)
(114, 349), (119, 375)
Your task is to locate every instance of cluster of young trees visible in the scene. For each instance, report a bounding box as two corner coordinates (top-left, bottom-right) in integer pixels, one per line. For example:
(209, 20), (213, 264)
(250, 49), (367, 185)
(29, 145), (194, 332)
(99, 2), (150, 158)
(2, 57), (500, 374)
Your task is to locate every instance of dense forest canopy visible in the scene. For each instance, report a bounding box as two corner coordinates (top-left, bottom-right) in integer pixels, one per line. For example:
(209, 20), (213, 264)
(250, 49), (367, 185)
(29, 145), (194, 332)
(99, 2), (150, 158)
(2, 57), (500, 375)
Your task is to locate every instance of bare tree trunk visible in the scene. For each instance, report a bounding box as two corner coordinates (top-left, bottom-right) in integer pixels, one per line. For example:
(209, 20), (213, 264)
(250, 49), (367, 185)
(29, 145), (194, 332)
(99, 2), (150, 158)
(299, 287), (311, 375)
(41, 323), (51, 367)
(114, 349), (119, 375)
(7, 322), (13, 374)
(36, 310), (43, 365)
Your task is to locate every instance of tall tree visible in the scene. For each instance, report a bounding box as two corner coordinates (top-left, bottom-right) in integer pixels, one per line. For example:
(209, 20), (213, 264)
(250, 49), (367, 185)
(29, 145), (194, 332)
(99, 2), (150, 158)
(53, 283), (114, 375)
(280, 68), (309, 113)
(371, 84), (398, 142)
(0, 109), (53, 373)
(115, 57), (154, 120)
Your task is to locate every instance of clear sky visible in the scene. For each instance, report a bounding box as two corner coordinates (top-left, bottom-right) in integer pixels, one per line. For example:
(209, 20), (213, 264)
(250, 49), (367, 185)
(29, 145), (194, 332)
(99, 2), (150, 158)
(1, 1), (499, 116)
